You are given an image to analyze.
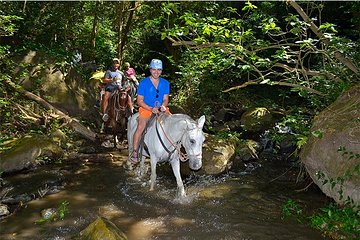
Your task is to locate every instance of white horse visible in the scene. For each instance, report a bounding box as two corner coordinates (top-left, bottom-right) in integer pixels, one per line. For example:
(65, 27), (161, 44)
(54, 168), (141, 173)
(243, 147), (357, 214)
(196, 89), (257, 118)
(127, 113), (206, 197)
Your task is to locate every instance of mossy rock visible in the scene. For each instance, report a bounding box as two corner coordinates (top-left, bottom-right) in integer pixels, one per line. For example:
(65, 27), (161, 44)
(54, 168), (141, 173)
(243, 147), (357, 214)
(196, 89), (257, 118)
(181, 134), (236, 176)
(0, 134), (63, 173)
(240, 107), (274, 133)
(300, 84), (360, 206)
(16, 50), (99, 119)
(77, 217), (127, 240)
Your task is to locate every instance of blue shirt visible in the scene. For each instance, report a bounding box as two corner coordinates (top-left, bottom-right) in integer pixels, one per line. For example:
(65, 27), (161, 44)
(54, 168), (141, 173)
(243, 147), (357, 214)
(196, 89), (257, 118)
(137, 77), (170, 108)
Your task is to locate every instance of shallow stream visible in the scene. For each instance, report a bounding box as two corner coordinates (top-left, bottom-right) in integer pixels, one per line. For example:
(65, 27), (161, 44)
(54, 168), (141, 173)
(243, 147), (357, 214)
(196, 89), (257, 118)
(0, 150), (329, 240)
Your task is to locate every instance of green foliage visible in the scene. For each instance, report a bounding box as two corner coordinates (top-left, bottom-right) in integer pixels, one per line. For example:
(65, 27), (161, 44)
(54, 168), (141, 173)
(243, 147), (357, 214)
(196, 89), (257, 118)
(57, 200), (69, 220)
(283, 199), (360, 239)
(0, 14), (22, 36)
(282, 199), (305, 222)
(161, 1), (359, 117)
(34, 200), (69, 224)
(270, 110), (312, 154)
(309, 204), (360, 240)
(214, 130), (241, 144)
(316, 148), (360, 203)
(0, 1), (359, 159)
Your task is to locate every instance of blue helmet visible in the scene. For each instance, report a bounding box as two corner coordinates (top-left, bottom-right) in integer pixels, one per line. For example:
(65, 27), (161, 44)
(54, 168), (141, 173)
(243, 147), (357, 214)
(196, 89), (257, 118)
(149, 59), (163, 70)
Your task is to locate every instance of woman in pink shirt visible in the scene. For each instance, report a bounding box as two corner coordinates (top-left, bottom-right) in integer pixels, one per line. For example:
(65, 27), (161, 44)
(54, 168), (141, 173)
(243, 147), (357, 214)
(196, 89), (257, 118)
(124, 62), (139, 86)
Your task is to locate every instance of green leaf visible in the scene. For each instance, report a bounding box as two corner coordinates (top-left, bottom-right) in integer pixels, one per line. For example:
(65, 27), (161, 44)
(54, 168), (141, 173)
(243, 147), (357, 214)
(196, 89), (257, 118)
(311, 130), (323, 138)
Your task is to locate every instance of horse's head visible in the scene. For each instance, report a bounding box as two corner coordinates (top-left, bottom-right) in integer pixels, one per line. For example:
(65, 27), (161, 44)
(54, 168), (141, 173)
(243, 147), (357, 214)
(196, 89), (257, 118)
(182, 115), (206, 170)
(110, 89), (128, 110)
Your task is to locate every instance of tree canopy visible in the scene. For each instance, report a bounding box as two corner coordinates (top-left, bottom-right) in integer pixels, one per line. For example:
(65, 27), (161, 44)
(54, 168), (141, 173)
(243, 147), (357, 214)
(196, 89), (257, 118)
(1, 1), (359, 133)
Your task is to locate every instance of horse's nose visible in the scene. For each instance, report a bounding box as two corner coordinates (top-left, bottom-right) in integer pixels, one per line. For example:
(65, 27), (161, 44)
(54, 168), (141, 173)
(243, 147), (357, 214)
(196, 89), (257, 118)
(189, 157), (202, 170)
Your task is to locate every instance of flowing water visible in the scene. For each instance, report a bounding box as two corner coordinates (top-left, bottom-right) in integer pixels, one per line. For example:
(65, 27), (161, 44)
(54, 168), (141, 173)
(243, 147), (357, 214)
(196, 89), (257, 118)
(0, 150), (329, 240)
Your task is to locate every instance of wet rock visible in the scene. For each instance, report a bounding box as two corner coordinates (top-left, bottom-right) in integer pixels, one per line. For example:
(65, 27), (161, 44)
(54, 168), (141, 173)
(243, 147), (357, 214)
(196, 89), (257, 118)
(0, 134), (63, 173)
(300, 84), (360, 206)
(278, 137), (297, 161)
(50, 129), (67, 146)
(0, 204), (10, 216)
(214, 108), (244, 122)
(202, 137), (236, 175)
(79, 146), (97, 154)
(1, 193), (34, 204)
(77, 217), (127, 240)
(237, 139), (261, 162)
(181, 134), (236, 176)
(198, 184), (232, 198)
(41, 208), (58, 219)
(240, 107), (275, 133)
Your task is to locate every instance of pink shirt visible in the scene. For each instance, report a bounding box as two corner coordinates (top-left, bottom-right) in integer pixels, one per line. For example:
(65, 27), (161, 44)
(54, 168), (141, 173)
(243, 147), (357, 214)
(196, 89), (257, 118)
(125, 67), (136, 78)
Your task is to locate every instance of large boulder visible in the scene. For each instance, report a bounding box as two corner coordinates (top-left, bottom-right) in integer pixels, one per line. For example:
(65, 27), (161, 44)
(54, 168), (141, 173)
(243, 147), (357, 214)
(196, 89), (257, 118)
(181, 134), (236, 176)
(240, 107), (275, 133)
(300, 84), (360, 206)
(14, 50), (100, 119)
(0, 134), (63, 173)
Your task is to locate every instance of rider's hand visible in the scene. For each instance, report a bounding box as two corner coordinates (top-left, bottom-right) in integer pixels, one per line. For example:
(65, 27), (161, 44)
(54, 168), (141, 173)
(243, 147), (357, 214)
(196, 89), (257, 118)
(151, 107), (160, 114)
(160, 105), (166, 112)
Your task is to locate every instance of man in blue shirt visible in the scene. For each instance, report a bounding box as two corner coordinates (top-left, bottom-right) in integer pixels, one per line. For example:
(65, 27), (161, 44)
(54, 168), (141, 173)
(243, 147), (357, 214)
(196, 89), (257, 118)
(130, 59), (170, 162)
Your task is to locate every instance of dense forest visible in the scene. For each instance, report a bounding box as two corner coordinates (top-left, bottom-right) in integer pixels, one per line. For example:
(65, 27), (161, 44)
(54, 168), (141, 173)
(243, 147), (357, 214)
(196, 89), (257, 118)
(0, 1), (359, 239)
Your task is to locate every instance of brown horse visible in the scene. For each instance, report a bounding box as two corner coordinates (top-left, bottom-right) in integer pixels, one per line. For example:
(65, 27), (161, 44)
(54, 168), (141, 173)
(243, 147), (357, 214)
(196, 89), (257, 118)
(107, 89), (129, 147)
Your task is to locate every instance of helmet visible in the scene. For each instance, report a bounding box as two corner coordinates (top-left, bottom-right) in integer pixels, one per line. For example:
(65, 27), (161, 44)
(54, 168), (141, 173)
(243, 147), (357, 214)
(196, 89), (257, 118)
(124, 62), (130, 67)
(112, 58), (120, 64)
(149, 59), (163, 70)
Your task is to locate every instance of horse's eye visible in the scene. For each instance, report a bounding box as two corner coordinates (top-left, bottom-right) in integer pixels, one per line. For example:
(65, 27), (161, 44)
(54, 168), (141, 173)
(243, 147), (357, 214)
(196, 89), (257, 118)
(190, 139), (196, 145)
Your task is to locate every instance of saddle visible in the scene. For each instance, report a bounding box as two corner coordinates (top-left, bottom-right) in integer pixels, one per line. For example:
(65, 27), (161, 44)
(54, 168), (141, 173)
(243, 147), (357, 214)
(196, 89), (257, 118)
(138, 113), (176, 161)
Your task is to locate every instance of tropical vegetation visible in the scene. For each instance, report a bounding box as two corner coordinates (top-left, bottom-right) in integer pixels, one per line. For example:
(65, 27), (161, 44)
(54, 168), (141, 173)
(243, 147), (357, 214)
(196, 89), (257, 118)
(1, 1), (359, 239)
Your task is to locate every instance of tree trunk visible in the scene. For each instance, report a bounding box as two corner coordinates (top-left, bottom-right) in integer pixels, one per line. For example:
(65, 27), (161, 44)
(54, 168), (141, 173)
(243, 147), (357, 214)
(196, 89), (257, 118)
(116, 2), (125, 61)
(116, 1), (136, 62)
(90, 2), (99, 59)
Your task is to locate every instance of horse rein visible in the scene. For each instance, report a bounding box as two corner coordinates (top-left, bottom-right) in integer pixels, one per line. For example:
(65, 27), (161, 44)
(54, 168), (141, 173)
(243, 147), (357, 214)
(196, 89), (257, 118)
(155, 113), (187, 162)
(111, 90), (127, 120)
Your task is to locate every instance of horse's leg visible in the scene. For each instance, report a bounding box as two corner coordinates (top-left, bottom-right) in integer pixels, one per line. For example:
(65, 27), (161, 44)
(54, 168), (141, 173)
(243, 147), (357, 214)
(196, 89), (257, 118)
(149, 156), (157, 191)
(170, 158), (186, 197)
(121, 115), (126, 143)
(100, 122), (105, 134)
(139, 151), (145, 177)
(111, 118), (117, 148)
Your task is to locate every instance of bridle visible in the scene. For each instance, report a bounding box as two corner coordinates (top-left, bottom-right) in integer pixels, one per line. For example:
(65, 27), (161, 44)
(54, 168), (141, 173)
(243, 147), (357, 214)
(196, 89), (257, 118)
(155, 113), (201, 162)
(111, 89), (127, 120)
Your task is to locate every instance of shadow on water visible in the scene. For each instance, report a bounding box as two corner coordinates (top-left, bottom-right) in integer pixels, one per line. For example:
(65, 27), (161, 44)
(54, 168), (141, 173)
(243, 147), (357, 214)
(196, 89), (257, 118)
(0, 151), (329, 240)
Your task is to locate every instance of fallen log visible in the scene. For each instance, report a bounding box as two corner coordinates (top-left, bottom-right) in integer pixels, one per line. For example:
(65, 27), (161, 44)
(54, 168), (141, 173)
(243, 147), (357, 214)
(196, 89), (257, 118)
(4, 78), (97, 141)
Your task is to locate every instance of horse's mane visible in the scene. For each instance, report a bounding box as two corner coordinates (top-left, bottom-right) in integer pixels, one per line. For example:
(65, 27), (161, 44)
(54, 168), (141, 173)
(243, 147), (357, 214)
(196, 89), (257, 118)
(168, 113), (192, 121)
(157, 113), (198, 131)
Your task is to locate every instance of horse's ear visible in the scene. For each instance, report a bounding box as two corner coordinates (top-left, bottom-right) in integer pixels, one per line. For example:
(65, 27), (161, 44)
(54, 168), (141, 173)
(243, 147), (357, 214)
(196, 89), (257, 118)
(197, 115), (205, 129)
